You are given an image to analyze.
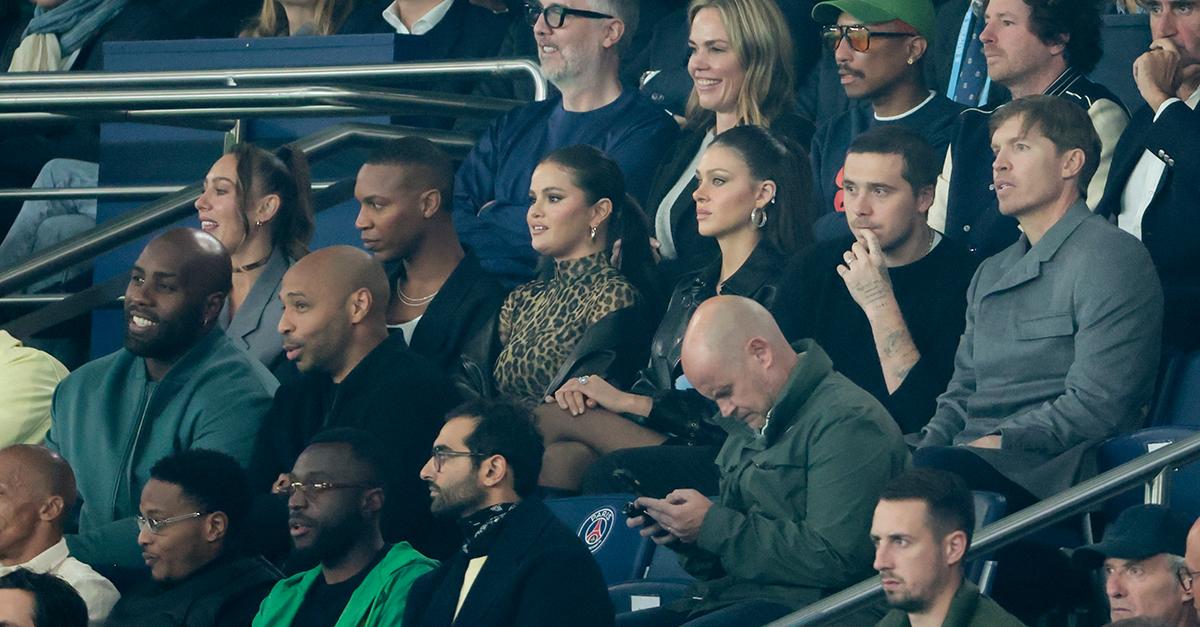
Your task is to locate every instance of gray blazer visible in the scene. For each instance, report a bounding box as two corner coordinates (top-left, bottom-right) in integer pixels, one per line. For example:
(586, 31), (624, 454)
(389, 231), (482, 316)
(220, 249), (291, 376)
(918, 202), (1163, 498)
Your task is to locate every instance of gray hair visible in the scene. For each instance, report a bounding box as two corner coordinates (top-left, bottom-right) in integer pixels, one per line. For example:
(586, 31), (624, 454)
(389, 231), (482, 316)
(589, 0), (639, 56)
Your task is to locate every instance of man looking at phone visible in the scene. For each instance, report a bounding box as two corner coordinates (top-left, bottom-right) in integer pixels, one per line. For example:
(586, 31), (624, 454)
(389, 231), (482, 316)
(405, 399), (613, 627)
(619, 296), (910, 627)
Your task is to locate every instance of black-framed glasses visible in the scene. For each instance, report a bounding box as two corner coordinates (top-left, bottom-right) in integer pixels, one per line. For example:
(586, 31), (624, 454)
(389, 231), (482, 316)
(430, 445), (488, 472)
(523, 2), (614, 28)
(820, 24), (916, 53)
(137, 512), (205, 535)
(271, 474), (379, 499)
(1179, 566), (1200, 591)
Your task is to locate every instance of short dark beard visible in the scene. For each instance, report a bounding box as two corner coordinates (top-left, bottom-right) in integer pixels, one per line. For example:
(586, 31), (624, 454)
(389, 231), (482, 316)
(429, 478), (487, 520)
(887, 592), (931, 614)
(292, 512), (369, 567)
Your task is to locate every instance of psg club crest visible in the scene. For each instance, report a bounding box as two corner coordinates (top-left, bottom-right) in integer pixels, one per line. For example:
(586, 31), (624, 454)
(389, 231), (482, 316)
(578, 507), (616, 553)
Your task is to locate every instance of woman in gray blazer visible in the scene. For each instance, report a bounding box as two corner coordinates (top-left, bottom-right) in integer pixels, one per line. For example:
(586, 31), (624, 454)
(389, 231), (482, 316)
(195, 143), (314, 380)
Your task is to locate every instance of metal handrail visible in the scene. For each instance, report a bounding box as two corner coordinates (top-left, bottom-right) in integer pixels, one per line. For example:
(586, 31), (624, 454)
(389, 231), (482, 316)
(767, 430), (1200, 626)
(0, 122), (475, 297)
(0, 58), (548, 101)
(0, 181), (336, 202)
(0, 85), (517, 118)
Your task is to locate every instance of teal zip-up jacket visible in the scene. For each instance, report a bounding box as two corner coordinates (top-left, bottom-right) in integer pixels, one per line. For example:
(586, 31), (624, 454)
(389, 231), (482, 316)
(673, 340), (910, 615)
(47, 330), (278, 571)
(252, 542), (437, 626)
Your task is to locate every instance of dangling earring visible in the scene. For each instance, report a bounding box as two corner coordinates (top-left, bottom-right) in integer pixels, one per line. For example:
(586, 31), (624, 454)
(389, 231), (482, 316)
(589, 225), (598, 241)
(750, 205), (768, 229)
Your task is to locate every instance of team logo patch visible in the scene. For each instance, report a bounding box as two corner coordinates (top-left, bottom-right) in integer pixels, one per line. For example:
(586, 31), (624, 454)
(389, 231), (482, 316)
(578, 507), (616, 553)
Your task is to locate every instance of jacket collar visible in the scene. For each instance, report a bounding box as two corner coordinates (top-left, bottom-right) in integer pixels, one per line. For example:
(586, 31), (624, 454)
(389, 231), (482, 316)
(982, 200), (1089, 297)
(222, 248), (289, 340)
(704, 241), (784, 298)
(451, 500), (552, 622)
(128, 327), (228, 388)
(1042, 67), (1082, 97)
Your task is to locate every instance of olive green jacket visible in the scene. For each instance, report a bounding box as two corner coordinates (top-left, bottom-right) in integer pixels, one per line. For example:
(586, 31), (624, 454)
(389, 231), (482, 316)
(876, 580), (1026, 626)
(673, 340), (910, 615)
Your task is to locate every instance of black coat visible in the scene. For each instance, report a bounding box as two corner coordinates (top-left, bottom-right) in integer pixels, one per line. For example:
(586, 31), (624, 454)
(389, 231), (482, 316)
(340, 0), (510, 64)
(403, 500), (615, 627)
(105, 555), (279, 627)
(392, 253), (508, 377)
(250, 332), (462, 559)
(1096, 100), (1200, 350)
(632, 242), (785, 444)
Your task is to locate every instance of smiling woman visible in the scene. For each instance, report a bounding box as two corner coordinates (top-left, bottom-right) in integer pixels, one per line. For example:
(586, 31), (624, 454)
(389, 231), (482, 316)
(194, 144), (315, 379)
(647, 0), (814, 284)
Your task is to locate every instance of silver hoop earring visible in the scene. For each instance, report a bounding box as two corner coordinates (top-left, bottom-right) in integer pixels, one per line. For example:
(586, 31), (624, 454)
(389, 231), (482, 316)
(589, 225), (598, 241)
(750, 206), (767, 229)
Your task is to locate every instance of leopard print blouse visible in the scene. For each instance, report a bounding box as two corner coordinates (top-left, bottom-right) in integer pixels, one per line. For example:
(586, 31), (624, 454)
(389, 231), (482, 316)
(493, 252), (640, 404)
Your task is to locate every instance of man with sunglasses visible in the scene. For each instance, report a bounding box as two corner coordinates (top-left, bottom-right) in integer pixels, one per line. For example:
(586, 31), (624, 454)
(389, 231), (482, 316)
(809, 0), (965, 241)
(452, 0), (678, 286)
(106, 449), (280, 626)
(927, 0), (1128, 259)
(404, 399), (614, 627)
(254, 429), (437, 626)
(1072, 505), (1199, 627)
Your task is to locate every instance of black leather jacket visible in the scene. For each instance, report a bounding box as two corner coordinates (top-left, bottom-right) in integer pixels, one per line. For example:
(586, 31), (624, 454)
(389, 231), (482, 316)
(632, 242), (786, 444)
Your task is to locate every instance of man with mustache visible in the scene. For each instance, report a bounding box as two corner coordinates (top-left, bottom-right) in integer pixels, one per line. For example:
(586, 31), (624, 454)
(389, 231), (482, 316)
(928, 0), (1128, 258)
(809, 0), (964, 241)
(46, 228), (278, 575)
(776, 126), (977, 435)
(254, 429), (436, 627)
(871, 468), (1023, 627)
(405, 398), (613, 627)
(106, 449), (280, 626)
(452, 0), (677, 286)
(252, 246), (460, 559)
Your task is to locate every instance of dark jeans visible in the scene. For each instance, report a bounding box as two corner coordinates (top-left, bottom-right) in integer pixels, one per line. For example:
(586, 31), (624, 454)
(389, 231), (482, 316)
(912, 445), (1038, 512)
(582, 445), (721, 497)
(616, 600), (793, 627)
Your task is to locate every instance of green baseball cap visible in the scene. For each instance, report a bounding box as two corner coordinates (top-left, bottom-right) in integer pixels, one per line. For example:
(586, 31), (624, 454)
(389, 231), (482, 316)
(811, 0), (936, 42)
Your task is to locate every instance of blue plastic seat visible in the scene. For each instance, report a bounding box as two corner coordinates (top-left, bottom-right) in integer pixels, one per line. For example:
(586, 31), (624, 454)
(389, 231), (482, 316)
(968, 491), (1008, 596)
(546, 494), (655, 586)
(1097, 426), (1200, 521)
(1149, 350), (1200, 427)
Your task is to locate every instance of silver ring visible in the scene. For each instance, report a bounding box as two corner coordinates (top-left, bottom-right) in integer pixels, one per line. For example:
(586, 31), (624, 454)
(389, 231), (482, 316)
(577, 375), (590, 385)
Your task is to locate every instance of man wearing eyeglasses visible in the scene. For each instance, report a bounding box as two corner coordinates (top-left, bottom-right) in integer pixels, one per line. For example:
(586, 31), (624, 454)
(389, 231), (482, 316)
(106, 449), (280, 626)
(927, 0), (1129, 259)
(808, 0), (966, 242)
(404, 398), (614, 627)
(254, 429), (437, 627)
(452, 0), (678, 286)
(1073, 505), (1199, 627)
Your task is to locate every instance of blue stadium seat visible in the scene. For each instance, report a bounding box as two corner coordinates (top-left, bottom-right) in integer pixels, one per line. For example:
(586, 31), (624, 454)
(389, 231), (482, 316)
(1097, 426), (1200, 521)
(1149, 350), (1200, 427)
(1089, 15), (1152, 113)
(968, 491), (1008, 596)
(546, 495), (654, 586)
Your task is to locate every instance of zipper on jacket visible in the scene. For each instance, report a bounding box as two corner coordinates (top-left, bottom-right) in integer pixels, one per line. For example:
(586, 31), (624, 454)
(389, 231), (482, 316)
(111, 384), (155, 519)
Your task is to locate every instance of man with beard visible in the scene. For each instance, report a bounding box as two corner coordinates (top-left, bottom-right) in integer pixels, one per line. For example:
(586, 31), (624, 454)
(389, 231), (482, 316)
(253, 429), (437, 626)
(46, 228), (277, 575)
(251, 246), (460, 559)
(106, 449), (280, 626)
(809, 0), (964, 241)
(404, 399), (613, 627)
(451, 0), (677, 285)
(872, 468), (1023, 626)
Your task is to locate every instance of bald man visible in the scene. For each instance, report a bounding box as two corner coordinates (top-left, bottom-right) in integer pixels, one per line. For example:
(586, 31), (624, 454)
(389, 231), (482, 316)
(47, 227), (278, 576)
(1186, 519), (1200, 620)
(619, 296), (909, 627)
(0, 445), (118, 626)
(251, 246), (461, 560)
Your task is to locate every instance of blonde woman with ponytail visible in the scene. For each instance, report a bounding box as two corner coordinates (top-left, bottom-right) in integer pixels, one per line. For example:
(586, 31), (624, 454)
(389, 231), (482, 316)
(194, 144), (315, 377)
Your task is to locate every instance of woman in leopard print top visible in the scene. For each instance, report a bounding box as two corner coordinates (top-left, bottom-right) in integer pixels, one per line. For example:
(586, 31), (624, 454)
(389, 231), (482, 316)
(492, 146), (657, 408)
